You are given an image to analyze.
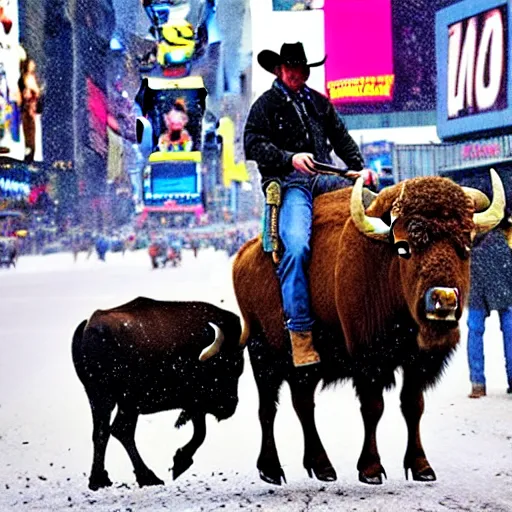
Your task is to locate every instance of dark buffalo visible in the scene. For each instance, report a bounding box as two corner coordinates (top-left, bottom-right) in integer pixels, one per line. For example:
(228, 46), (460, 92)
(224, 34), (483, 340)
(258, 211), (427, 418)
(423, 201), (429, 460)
(232, 170), (505, 486)
(72, 298), (243, 490)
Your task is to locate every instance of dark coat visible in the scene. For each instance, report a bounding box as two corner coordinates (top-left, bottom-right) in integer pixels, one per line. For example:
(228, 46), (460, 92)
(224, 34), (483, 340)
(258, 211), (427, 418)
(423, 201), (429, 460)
(468, 228), (512, 313)
(244, 80), (364, 180)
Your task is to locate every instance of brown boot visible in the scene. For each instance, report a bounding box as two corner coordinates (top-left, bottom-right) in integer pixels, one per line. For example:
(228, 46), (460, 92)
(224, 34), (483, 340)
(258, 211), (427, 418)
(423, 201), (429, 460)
(289, 330), (320, 367)
(468, 383), (486, 398)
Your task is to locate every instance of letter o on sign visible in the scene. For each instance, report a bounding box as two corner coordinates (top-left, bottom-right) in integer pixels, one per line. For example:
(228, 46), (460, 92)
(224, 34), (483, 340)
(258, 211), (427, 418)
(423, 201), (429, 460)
(475, 9), (504, 111)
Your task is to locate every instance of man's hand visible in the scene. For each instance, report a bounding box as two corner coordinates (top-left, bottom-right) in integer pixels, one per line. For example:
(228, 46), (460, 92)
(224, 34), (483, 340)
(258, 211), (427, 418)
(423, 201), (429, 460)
(292, 153), (317, 175)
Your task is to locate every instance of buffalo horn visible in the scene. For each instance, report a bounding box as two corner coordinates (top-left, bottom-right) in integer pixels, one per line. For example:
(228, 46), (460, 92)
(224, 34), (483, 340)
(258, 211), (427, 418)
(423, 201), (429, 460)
(350, 177), (391, 240)
(199, 322), (225, 361)
(462, 187), (490, 211)
(472, 168), (506, 232)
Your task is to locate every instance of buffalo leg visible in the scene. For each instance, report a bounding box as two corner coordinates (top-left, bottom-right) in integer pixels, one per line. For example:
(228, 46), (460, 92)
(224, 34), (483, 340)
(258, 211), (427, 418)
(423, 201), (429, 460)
(88, 395), (115, 490)
(172, 414), (207, 480)
(249, 340), (286, 485)
(289, 373), (336, 482)
(110, 408), (164, 487)
(400, 371), (436, 481)
(355, 384), (386, 484)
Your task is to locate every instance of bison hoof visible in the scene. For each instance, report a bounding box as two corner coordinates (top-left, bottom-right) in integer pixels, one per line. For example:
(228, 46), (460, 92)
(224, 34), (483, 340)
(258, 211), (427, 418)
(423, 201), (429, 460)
(258, 467), (287, 486)
(89, 470), (112, 491)
(358, 466), (387, 485)
(137, 470), (165, 487)
(305, 465), (337, 482)
(172, 449), (194, 480)
(405, 466), (436, 482)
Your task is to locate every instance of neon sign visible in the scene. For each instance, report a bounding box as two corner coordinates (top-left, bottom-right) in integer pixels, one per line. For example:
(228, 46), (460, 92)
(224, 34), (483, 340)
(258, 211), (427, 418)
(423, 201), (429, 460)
(447, 6), (507, 119)
(327, 75), (395, 102)
(324, 0), (394, 105)
(461, 142), (501, 160)
(0, 178), (30, 195)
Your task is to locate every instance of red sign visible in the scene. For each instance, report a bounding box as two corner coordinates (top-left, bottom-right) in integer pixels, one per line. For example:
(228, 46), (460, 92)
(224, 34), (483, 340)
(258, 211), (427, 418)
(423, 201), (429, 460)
(461, 142), (501, 160)
(86, 78), (108, 157)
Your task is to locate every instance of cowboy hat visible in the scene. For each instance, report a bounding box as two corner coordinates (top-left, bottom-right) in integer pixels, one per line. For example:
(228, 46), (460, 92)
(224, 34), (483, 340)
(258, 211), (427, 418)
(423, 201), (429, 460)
(257, 42), (326, 74)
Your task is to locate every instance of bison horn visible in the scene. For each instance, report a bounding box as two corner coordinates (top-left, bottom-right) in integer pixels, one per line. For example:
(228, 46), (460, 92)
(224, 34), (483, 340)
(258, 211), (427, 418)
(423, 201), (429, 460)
(462, 187), (490, 211)
(350, 177), (391, 240)
(472, 168), (506, 232)
(199, 322), (225, 361)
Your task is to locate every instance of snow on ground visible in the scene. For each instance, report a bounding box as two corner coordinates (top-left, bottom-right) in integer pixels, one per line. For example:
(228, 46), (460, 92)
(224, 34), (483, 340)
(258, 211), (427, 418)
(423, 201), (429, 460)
(0, 248), (511, 511)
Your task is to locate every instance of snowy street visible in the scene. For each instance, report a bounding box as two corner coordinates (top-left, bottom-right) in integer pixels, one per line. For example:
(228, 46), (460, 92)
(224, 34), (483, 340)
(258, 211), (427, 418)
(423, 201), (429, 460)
(0, 248), (511, 511)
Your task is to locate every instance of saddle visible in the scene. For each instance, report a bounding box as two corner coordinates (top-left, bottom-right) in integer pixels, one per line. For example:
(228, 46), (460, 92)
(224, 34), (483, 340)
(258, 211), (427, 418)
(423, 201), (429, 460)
(261, 169), (368, 265)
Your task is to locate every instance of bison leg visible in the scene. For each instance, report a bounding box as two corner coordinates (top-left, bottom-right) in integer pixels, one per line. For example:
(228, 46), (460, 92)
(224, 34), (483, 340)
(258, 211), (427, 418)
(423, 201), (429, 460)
(355, 385), (387, 485)
(289, 374), (336, 482)
(110, 408), (164, 487)
(88, 397), (115, 491)
(400, 372), (436, 482)
(172, 414), (206, 480)
(249, 340), (287, 485)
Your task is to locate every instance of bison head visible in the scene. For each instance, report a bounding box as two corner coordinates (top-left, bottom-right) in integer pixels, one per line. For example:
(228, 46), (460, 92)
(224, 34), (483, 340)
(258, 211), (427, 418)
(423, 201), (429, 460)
(349, 169), (505, 351)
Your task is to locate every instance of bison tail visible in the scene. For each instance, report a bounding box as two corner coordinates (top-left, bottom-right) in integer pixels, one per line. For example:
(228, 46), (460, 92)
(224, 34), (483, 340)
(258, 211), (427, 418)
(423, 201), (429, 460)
(71, 319), (88, 366)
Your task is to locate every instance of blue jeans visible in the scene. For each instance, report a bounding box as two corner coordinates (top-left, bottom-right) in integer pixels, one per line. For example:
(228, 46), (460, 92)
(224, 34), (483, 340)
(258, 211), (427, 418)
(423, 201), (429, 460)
(276, 171), (351, 332)
(467, 307), (512, 386)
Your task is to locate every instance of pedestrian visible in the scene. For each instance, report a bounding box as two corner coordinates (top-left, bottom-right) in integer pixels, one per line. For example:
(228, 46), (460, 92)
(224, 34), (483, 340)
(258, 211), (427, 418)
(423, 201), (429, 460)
(467, 214), (512, 398)
(95, 234), (109, 262)
(244, 41), (365, 367)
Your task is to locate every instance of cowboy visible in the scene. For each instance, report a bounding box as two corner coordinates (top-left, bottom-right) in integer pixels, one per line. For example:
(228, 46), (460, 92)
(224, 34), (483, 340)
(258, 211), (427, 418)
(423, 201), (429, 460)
(244, 42), (365, 367)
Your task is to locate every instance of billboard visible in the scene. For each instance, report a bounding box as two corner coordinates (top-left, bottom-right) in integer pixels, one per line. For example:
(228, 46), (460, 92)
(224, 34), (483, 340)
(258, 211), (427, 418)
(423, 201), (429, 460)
(324, 0), (438, 114)
(142, 159), (201, 205)
(324, 0), (394, 106)
(436, 0), (511, 140)
(272, 0), (323, 10)
(0, 0), (43, 162)
(136, 76), (206, 156)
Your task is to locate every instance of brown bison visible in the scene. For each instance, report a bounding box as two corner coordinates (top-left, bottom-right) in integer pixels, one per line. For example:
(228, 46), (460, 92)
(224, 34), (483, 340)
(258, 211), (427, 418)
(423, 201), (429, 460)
(232, 170), (505, 486)
(72, 298), (243, 490)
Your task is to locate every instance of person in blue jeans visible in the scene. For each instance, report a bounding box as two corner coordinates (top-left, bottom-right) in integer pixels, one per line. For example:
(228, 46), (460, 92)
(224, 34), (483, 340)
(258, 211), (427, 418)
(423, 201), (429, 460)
(244, 42), (365, 367)
(467, 218), (512, 398)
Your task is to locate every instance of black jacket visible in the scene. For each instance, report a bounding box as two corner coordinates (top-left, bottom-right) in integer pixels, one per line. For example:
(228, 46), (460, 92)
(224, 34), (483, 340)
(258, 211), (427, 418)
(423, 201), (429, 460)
(244, 80), (364, 180)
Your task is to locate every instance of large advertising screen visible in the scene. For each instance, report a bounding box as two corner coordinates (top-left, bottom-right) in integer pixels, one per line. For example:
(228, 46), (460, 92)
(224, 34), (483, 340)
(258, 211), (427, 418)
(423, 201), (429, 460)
(272, 0), (323, 10)
(324, 0), (394, 106)
(324, 0), (438, 114)
(0, 0), (43, 162)
(436, 0), (511, 140)
(136, 77), (206, 156)
(142, 160), (200, 205)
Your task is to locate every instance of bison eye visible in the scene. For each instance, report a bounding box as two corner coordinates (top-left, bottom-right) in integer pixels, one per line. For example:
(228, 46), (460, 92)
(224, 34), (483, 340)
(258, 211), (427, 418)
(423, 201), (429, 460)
(394, 241), (411, 259)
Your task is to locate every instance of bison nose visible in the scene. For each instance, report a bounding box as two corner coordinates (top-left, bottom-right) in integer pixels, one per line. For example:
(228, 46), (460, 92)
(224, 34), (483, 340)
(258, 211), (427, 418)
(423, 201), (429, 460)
(424, 287), (459, 321)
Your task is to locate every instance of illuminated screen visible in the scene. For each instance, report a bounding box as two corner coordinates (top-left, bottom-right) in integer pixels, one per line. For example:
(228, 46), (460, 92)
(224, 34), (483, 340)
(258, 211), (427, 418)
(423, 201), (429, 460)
(272, 0), (323, 10)
(324, 0), (394, 105)
(137, 85), (204, 154)
(436, 0), (510, 140)
(143, 161), (199, 204)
